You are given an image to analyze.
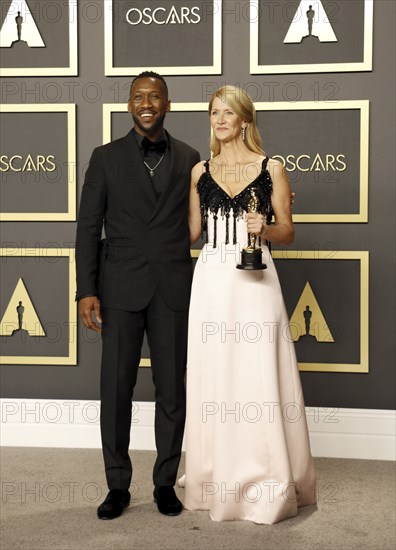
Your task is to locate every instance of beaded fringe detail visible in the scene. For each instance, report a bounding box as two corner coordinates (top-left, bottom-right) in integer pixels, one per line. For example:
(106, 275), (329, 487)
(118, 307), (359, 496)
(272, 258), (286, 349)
(198, 160), (273, 248)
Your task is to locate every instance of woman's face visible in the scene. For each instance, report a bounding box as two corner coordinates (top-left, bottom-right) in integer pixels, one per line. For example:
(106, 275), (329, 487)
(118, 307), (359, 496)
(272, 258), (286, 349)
(210, 96), (245, 144)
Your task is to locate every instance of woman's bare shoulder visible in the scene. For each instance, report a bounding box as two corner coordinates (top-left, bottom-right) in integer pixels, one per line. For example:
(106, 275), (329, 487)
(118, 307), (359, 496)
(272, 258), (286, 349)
(267, 157), (283, 169)
(267, 157), (286, 179)
(191, 160), (208, 184)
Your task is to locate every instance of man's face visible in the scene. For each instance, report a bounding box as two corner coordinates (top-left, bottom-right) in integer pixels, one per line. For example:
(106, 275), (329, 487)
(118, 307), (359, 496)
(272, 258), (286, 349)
(128, 77), (170, 139)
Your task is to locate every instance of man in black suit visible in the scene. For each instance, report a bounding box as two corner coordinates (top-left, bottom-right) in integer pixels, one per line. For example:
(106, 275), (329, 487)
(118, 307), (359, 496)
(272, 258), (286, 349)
(76, 72), (200, 519)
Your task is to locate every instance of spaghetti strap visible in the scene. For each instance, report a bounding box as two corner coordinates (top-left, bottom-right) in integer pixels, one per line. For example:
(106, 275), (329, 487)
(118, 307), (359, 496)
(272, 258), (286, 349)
(204, 160), (210, 173)
(262, 156), (269, 171)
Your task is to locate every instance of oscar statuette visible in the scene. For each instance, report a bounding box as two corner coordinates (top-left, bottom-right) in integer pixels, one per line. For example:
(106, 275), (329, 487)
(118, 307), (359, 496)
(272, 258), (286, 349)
(236, 187), (267, 270)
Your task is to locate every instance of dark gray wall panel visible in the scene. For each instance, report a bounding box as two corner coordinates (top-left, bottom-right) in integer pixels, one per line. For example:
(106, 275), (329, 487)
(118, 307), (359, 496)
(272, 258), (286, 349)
(0, 1), (395, 411)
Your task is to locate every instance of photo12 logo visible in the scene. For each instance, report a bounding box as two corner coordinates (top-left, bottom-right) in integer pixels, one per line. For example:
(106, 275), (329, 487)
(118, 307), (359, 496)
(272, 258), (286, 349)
(125, 5), (201, 26)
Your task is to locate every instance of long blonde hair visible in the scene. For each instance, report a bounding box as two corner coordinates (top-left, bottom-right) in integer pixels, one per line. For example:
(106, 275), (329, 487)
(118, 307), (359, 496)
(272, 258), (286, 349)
(208, 85), (265, 157)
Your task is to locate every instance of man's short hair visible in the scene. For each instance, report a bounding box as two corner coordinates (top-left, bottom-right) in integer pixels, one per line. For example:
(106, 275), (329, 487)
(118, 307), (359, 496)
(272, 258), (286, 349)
(130, 71), (169, 99)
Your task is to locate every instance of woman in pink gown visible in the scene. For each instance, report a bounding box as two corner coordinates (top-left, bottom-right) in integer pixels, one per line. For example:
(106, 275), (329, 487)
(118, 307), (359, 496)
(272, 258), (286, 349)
(179, 86), (316, 524)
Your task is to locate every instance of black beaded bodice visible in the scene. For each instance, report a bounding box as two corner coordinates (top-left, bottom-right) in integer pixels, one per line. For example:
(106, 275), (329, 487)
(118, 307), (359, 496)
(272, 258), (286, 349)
(198, 157), (273, 247)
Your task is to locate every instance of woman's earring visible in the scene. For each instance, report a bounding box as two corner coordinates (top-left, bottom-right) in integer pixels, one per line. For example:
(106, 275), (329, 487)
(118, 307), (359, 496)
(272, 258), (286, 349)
(242, 126), (246, 141)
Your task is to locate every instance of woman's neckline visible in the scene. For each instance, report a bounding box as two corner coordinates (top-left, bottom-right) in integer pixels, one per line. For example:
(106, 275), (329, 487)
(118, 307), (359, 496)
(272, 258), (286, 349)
(205, 157), (268, 200)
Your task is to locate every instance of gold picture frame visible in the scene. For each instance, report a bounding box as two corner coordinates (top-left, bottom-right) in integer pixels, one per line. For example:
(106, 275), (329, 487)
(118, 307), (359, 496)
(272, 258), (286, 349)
(0, 247), (77, 365)
(102, 104), (369, 369)
(191, 249), (369, 373)
(255, 100), (370, 222)
(0, 104), (76, 221)
(0, 0), (78, 77)
(104, 0), (222, 76)
(105, 100), (369, 222)
(250, 0), (373, 74)
(103, 102), (208, 367)
(102, 102), (208, 144)
(140, 250), (369, 371)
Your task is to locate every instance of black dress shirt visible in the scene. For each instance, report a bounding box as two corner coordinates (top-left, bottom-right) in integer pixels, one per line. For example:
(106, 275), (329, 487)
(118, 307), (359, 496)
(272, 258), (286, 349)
(133, 129), (171, 199)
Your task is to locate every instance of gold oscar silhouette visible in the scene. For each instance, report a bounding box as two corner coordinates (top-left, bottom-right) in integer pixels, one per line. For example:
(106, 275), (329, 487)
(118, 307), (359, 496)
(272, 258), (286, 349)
(236, 187), (267, 270)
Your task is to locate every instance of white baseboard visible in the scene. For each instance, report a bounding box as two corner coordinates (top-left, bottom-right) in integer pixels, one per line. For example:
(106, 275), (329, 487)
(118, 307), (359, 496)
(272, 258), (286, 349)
(1, 399), (395, 461)
(305, 407), (395, 460)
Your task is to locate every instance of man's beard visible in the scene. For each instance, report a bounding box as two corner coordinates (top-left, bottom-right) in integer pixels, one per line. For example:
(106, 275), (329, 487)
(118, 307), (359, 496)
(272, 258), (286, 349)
(132, 112), (167, 137)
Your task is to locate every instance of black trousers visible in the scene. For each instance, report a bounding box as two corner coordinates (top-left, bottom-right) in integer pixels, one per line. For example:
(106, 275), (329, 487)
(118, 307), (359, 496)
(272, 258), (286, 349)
(100, 291), (188, 490)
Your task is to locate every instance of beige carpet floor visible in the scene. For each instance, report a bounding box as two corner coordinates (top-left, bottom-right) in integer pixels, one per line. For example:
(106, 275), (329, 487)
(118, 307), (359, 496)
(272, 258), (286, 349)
(0, 448), (395, 550)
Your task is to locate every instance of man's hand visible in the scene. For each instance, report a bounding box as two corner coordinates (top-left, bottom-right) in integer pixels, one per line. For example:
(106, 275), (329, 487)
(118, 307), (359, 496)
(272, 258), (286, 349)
(79, 296), (102, 333)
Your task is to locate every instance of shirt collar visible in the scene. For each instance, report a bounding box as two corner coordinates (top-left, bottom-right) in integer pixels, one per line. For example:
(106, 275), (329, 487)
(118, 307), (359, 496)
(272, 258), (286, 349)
(132, 128), (169, 151)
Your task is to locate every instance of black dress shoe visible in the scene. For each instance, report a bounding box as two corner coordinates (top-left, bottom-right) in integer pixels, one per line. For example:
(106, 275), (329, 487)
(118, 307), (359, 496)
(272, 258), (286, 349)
(97, 489), (130, 520)
(153, 486), (183, 516)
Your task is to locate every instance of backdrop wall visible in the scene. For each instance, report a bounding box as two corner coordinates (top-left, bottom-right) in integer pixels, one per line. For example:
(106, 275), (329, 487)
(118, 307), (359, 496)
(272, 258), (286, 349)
(0, 1), (395, 417)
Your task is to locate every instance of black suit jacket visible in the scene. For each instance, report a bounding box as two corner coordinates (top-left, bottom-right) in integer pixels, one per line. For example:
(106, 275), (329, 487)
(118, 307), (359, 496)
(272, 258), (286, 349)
(75, 130), (200, 311)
